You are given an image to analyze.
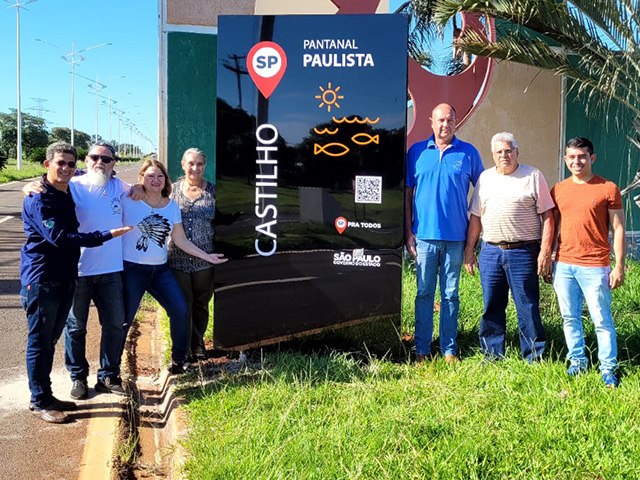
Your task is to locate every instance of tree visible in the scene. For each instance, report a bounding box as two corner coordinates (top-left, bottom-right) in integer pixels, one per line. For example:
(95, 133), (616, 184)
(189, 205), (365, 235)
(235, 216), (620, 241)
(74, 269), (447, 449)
(50, 127), (92, 148)
(395, 0), (437, 70)
(429, 0), (640, 150)
(0, 109), (49, 160)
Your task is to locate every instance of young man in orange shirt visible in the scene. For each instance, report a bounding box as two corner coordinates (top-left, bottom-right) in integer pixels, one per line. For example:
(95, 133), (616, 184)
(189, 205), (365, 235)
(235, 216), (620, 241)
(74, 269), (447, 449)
(551, 137), (625, 388)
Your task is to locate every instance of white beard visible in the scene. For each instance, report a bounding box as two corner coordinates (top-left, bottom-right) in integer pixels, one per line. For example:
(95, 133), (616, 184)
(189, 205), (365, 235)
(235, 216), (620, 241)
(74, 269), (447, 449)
(87, 168), (110, 187)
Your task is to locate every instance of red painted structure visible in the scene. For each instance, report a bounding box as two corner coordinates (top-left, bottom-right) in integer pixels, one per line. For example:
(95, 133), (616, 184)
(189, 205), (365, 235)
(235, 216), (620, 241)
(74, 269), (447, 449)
(332, 0), (495, 147)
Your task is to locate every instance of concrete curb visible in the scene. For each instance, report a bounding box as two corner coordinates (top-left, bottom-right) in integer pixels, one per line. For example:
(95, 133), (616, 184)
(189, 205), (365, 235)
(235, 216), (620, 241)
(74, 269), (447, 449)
(78, 406), (122, 480)
(133, 306), (189, 479)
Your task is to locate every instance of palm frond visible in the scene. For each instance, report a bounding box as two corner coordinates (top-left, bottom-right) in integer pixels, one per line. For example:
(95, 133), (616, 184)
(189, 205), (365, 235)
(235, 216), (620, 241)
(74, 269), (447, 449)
(396, 0), (440, 68)
(432, 0), (640, 117)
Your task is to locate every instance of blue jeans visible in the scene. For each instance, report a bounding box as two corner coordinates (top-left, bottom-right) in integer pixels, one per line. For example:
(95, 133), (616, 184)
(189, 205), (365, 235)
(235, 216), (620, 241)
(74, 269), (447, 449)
(414, 239), (464, 356)
(122, 261), (189, 364)
(65, 272), (125, 382)
(478, 242), (546, 361)
(552, 261), (617, 373)
(20, 281), (75, 409)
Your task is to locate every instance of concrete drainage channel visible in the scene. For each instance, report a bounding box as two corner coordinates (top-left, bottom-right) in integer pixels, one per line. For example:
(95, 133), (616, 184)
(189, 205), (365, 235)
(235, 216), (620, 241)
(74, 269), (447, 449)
(114, 306), (188, 480)
(112, 305), (246, 479)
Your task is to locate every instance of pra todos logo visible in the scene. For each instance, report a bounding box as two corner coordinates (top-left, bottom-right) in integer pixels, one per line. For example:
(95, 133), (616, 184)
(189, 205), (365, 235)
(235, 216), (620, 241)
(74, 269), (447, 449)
(333, 249), (381, 268)
(334, 216), (381, 234)
(247, 41), (287, 99)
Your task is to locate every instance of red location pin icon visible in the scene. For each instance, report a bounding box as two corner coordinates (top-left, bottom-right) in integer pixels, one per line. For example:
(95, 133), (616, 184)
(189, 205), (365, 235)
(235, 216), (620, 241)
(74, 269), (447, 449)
(247, 41), (288, 99)
(335, 216), (347, 234)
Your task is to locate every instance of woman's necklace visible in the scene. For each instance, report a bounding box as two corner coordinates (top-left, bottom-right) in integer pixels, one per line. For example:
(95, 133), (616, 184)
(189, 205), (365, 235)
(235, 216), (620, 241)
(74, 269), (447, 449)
(183, 180), (203, 201)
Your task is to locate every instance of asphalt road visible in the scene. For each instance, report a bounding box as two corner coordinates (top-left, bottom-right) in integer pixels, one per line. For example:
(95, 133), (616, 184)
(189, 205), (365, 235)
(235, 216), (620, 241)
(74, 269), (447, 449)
(0, 164), (141, 480)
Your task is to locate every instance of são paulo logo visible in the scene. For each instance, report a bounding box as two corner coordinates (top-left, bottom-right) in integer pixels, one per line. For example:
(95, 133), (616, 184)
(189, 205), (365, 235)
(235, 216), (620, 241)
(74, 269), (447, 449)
(333, 248), (381, 268)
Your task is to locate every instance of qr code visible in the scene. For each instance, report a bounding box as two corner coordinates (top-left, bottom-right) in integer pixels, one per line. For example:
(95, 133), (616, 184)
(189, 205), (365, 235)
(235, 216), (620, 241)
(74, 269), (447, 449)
(355, 175), (382, 204)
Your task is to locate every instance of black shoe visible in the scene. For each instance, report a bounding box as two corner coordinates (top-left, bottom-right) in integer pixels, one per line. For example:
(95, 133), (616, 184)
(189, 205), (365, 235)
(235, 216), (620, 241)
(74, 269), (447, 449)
(29, 396), (76, 412)
(188, 352), (206, 363)
(70, 379), (88, 400)
(94, 377), (127, 396)
(169, 361), (193, 375)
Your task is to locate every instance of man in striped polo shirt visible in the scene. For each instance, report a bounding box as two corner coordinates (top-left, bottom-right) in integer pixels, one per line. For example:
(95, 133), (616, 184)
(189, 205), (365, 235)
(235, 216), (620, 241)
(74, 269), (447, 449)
(464, 132), (555, 362)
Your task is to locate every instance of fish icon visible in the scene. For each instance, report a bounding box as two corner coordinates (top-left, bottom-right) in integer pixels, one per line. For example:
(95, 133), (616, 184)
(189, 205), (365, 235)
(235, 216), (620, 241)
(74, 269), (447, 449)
(351, 133), (379, 146)
(314, 142), (350, 157)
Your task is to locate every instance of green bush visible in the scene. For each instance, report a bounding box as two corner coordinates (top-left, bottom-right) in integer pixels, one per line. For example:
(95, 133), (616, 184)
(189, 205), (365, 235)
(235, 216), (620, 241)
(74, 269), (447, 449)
(117, 155), (141, 163)
(76, 147), (88, 160)
(0, 150), (7, 171)
(26, 146), (47, 164)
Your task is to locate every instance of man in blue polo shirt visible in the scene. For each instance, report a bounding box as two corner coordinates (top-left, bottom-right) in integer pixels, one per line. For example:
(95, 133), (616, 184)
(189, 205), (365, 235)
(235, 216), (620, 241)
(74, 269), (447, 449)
(20, 142), (131, 423)
(405, 103), (484, 363)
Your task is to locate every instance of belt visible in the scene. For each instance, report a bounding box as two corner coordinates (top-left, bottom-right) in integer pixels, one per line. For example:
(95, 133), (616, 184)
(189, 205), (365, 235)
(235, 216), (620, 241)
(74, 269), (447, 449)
(486, 240), (540, 250)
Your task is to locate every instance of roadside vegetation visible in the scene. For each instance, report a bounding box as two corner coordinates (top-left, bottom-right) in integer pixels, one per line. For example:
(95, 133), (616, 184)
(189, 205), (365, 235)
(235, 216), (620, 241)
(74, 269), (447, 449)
(0, 157), (141, 185)
(0, 158), (45, 183)
(174, 260), (640, 479)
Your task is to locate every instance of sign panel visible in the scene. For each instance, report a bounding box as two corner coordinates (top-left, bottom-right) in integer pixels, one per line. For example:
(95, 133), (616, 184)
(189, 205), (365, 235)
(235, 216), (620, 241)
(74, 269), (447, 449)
(215, 14), (408, 349)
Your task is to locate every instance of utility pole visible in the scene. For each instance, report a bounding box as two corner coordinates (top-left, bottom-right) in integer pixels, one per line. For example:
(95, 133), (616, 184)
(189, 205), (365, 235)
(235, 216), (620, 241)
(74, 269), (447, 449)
(6, 0), (38, 169)
(222, 54), (248, 109)
(35, 38), (111, 145)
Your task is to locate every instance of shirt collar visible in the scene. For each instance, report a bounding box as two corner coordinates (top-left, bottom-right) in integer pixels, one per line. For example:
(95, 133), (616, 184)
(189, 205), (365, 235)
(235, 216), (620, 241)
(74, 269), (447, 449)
(426, 134), (459, 150)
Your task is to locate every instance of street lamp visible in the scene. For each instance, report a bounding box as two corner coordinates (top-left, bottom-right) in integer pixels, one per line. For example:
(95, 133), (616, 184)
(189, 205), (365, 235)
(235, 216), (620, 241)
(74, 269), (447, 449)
(97, 88), (126, 143)
(99, 96), (117, 142)
(6, 0), (38, 169)
(75, 73), (125, 144)
(75, 72), (106, 143)
(111, 107), (126, 153)
(35, 38), (111, 146)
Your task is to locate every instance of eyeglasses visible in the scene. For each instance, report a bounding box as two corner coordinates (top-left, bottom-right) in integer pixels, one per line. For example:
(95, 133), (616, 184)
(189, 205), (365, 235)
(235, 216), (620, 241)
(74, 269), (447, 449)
(87, 154), (115, 163)
(495, 149), (516, 156)
(54, 160), (77, 168)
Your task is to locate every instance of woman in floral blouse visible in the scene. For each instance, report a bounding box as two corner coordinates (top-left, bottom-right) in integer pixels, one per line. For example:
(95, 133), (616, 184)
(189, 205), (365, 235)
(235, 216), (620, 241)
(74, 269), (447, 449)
(168, 148), (217, 361)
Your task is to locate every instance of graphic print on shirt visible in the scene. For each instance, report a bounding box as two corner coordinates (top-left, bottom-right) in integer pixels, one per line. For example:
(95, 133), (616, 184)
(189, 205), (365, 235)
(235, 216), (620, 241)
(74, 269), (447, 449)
(111, 197), (123, 214)
(136, 213), (171, 252)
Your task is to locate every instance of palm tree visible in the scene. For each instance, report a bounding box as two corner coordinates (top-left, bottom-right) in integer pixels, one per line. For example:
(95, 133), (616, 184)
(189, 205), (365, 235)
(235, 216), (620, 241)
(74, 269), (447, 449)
(396, 0), (469, 75)
(427, 0), (640, 156)
(395, 0), (438, 70)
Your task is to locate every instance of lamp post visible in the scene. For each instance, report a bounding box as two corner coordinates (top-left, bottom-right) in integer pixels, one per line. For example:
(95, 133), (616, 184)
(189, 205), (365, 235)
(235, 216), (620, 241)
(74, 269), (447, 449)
(35, 38), (111, 146)
(100, 96), (117, 142)
(75, 73), (125, 144)
(111, 107), (126, 153)
(6, 0), (38, 169)
(98, 89), (126, 143)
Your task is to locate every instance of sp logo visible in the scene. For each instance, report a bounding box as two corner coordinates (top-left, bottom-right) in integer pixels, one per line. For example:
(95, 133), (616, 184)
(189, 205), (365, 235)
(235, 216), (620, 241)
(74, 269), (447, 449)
(247, 41), (287, 99)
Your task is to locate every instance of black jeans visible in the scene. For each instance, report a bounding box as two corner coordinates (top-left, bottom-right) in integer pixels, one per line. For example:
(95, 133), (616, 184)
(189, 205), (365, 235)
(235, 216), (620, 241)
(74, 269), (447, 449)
(173, 267), (215, 356)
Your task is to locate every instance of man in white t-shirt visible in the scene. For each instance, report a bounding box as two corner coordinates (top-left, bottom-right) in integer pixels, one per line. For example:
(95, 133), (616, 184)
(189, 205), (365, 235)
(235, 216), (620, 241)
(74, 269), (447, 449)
(464, 132), (555, 362)
(65, 143), (130, 399)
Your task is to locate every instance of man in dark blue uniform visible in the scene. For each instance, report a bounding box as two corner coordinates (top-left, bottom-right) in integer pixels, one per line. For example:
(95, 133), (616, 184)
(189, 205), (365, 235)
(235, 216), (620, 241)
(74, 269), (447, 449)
(20, 142), (131, 423)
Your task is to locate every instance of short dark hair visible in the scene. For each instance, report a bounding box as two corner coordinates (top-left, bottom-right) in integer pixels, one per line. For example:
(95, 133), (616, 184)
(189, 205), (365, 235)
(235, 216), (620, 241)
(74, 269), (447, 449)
(46, 142), (77, 162)
(566, 136), (594, 155)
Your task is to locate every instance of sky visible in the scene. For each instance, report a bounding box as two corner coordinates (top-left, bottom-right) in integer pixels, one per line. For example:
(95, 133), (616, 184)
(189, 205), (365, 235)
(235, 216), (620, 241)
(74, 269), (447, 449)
(0, 0), (158, 151)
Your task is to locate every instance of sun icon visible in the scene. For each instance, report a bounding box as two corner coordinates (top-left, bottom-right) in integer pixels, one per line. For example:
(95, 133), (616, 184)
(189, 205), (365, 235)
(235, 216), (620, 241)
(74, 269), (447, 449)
(315, 82), (344, 112)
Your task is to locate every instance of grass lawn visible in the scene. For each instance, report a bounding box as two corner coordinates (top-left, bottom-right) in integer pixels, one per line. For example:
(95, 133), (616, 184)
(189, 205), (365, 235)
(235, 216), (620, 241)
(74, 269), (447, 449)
(0, 159), (46, 183)
(176, 261), (640, 479)
(0, 157), (140, 184)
